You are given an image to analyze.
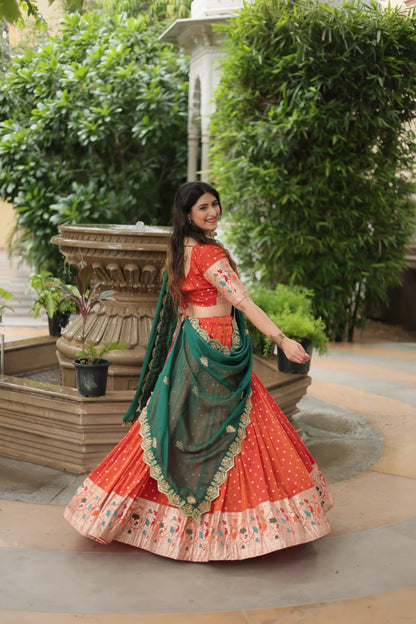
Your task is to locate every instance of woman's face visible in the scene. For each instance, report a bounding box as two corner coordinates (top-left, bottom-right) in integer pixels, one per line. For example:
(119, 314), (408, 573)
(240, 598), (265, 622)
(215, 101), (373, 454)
(189, 192), (221, 234)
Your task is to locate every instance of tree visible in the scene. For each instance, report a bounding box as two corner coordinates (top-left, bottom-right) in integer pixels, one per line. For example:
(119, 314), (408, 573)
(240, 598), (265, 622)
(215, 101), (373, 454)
(0, 11), (188, 275)
(0, 1), (85, 24)
(0, 0), (191, 23)
(0, 20), (10, 73)
(0, 1), (43, 24)
(210, 0), (416, 341)
(102, 0), (191, 20)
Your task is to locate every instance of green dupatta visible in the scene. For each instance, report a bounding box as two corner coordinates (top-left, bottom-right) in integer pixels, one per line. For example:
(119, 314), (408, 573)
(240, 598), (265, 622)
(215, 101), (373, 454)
(123, 272), (253, 521)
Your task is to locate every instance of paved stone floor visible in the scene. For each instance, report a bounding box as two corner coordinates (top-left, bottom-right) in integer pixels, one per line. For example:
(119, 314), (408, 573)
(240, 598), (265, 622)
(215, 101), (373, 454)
(0, 250), (415, 623)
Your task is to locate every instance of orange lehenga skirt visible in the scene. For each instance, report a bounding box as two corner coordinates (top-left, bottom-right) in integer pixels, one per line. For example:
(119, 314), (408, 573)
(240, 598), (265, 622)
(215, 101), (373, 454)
(64, 316), (334, 561)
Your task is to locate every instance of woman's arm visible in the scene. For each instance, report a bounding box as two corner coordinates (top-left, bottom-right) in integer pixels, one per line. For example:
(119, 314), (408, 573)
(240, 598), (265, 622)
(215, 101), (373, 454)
(236, 297), (310, 364)
(203, 256), (310, 364)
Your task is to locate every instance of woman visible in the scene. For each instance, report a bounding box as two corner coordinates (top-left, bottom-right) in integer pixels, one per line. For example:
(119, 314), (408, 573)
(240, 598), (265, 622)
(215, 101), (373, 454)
(64, 181), (334, 561)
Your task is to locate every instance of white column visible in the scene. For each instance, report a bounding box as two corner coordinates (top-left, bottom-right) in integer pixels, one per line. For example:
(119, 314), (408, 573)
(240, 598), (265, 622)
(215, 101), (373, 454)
(196, 46), (223, 178)
(187, 136), (199, 181)
(187, 73), (201, 181)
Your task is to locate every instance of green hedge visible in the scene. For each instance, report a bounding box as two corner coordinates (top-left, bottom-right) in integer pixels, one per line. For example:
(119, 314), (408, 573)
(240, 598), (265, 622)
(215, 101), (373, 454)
(210, 0), (416, 341)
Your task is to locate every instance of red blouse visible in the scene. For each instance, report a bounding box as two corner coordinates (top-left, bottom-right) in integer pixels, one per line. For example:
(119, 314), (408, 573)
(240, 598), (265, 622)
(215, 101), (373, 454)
(181, 243), (249, 311)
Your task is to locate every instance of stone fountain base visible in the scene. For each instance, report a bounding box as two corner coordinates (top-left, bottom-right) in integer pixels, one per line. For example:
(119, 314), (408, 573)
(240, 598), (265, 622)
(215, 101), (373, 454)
(0, 338), (127, 473)
(0, 338), (310, 474)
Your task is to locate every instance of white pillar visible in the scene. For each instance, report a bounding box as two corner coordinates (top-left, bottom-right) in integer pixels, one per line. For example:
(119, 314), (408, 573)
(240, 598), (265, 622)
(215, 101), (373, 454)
(187, 76), (201, 180)
(187, 134), (199, 181)
(161, 0), (252, 179)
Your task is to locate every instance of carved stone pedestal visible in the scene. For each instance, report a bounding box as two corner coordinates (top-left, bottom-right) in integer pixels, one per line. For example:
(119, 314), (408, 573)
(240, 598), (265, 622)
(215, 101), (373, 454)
(51, 224), (171, 390)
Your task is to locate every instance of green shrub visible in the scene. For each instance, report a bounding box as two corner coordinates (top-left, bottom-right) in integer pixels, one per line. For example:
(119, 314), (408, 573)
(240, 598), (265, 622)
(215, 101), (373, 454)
(0, 11), (188, 277)
(248, 284), (329, 356)
(210, 0), (416, 341)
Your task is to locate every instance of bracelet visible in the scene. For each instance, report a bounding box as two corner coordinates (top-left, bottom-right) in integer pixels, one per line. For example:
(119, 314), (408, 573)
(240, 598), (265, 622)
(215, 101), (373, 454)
(271, 332), (286, 347)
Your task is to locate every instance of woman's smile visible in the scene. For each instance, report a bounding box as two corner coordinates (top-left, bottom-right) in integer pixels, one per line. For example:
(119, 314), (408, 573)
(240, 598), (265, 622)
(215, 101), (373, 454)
(190, 192), (221, 233)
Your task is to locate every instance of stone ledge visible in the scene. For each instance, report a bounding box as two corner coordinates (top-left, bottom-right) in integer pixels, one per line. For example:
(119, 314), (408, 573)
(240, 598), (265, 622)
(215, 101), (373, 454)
(0, 377), (130, 474)
(4, 336), (58, 375)
(0, 339), (311, 474)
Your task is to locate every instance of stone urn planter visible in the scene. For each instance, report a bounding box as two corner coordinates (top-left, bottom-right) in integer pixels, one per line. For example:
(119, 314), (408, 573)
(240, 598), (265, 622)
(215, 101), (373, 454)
(51, 223), (171, 391)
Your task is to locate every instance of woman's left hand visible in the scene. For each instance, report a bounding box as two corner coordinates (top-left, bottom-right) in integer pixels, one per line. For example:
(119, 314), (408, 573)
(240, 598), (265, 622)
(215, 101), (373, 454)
(281, 337), (311, 364)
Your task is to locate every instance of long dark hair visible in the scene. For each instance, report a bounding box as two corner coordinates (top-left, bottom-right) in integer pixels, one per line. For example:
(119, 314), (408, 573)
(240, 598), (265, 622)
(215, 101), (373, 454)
(167, 181), (236, 306)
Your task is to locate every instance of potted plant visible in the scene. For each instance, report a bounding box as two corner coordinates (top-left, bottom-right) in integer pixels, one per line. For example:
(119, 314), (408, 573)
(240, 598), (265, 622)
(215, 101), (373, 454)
(0, 287), (17, 374)
(248, 284), (329, 373)
(52, 263), (125, 396)
(26, 271), (78, 337)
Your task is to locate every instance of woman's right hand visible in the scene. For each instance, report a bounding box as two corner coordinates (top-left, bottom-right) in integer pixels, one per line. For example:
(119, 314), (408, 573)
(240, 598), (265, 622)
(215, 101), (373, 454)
(281, 337), (311, 364)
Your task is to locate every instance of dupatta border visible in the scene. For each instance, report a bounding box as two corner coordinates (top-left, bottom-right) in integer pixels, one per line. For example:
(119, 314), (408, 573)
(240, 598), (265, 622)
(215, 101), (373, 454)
(140, 393), (252, 522)
(139, 312), (253, 522)
(187, 315), (242, 355)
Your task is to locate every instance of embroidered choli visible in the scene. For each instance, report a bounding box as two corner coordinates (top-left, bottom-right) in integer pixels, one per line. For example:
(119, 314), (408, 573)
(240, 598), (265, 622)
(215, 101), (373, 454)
(181, 243), (249, 318)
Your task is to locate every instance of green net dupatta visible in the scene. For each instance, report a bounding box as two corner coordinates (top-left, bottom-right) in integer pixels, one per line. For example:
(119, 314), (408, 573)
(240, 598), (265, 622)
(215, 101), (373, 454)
(123, 273), (253, 521)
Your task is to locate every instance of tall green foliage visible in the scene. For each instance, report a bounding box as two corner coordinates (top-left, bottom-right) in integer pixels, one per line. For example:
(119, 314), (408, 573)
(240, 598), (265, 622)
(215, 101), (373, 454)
(103, 0), (191, 19)
(63, 0), (101, 12)
(210, 0), (416, 341)
(0, 12), (188, 275)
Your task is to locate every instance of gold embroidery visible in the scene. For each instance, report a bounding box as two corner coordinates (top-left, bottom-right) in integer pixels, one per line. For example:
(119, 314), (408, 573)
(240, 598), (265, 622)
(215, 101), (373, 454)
(187, 316), (240, 354)
(138, 315), (253, 522)
(139, 393), (252, 522)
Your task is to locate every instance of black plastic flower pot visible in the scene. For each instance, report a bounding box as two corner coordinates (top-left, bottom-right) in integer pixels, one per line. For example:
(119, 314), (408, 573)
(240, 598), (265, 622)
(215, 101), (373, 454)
(277, 338), (313, 374)
(73, 358), (110, 397)
(48, 311), (71, 337)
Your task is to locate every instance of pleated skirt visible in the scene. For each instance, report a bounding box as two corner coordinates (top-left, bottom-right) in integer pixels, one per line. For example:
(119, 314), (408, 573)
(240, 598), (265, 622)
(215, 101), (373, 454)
(64, 316), (334, 561)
